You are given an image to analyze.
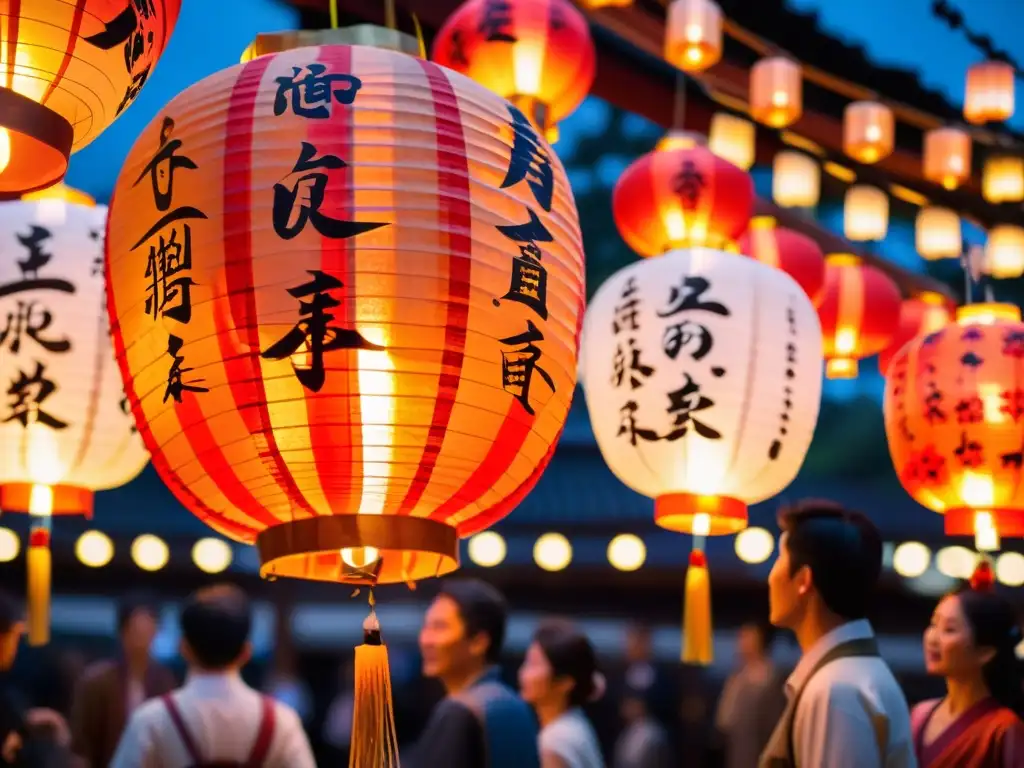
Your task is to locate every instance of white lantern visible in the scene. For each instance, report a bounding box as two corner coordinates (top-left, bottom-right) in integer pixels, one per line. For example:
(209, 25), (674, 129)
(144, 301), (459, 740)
(0, 193), (149, 645)
(984, 225), (1024, 279)
(708, 113), (755, 170)
(915, 207), (962, 260)
(772, 151), (820, 208)
(844, 185), (889, 242)
(983, 156), (1024, 204)
(664, 0), (723, 73)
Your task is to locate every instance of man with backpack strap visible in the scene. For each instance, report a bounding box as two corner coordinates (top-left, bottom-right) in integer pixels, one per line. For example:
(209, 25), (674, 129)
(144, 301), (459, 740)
(110, 585), (315, 768)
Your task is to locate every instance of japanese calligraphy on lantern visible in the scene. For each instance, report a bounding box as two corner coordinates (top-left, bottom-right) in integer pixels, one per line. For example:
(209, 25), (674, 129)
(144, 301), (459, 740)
(581, 247), (823, 507)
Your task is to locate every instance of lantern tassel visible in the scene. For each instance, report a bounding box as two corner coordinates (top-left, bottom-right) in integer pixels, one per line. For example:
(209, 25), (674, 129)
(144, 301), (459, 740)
(349, 592), (399, 768)
(27, 526), (51, 647)
(682, 547), (713, 666)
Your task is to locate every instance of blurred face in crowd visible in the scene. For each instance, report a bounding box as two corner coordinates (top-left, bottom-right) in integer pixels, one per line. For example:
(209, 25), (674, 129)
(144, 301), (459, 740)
(924, 594), (992, 679)
(419, 596), (487, 683)
(768, 533), (811, 629)
(0, 621), (24, 671)
(518, 641), (571, 707)
(736, 624), (765, 663)
(122, 607), (158, 658)
(624, 626), (651, 663)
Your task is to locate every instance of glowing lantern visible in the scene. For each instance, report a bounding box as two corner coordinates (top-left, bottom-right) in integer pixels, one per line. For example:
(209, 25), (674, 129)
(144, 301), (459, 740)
(664, 0), (722, 73)
(984, 225), (1024, 279)
(915, 207), (962, 261)
(877, 292), (955, 376)
(923, 128), (972, 190)
(884, 303), (1024, 549)
(432, 0), (596, 142)
(106, 42), (583, 586)
(0, 190), (148, 645)
(749, 57), (802, 128)
(737, 216), (826, 306)
(843, 101), (894, 164)
(581, 247), (823, 663)
(614, 135), (754, 257)
(578, 0), (632, 6)
(983, 156), (1024, 204)
(818, 255), (901, 379)
(708, 113), (755, 171)
(0, 0), (182, 196)
(964, 62), (1015, 125)
(772, 151), (820, 208)
(844, 185), (889, 242)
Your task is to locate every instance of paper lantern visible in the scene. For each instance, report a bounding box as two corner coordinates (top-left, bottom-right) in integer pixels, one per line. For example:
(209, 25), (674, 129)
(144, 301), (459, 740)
(984, 225), (1024, 280)
(581, 247), (822, 663)
(916, 207), (962, 261)
(843, 101), (894, 164)
(737, 216), (826, 306)
(105, 42), (584, 587)
(844, 185), (889, 242)
(0, 0), (182, 196)
(923, 128), (972, 190)
(818, 255), (901, 379)
(431, 0), (596, 142)
(772, 151), (820, 208)
(983, 156), (1024, 204)
(877, 292), (955, 376)
(884, 303), (1024, 546)
(964, 62), (1015, 125)
(613, 135), (754, 257)
(707, 113), (755, 171)
(664, 0), (722, 73)
(0, 190), (148, 645)
(749, 57), (802, 128)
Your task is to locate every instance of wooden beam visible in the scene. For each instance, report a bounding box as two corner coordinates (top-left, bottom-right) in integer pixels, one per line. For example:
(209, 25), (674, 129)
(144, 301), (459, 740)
(283, 0), (956, 299)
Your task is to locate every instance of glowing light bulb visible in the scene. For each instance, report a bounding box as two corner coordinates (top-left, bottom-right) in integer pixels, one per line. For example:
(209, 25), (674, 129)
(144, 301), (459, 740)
(76, 531), (114, 568)
(607, 534), (646, 571)
(132, 535), (169, 572)
(892, 542), (931, 578)
(468, 532), (506, 567)
(0, 128), (10, 174)
(192, 538), (232, 574)
(341, 546), (380, 569)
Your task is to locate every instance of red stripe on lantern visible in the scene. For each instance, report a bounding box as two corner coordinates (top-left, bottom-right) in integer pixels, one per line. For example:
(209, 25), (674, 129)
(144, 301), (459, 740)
(40, 0), (88, 106)
(396, 60), (475, 517)
(5, 0), (21, 92)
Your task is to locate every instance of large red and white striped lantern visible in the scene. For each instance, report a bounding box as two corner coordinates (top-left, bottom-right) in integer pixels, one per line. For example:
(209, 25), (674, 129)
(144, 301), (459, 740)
(105, 43), (585, 586)
(0, 189), (148, 645)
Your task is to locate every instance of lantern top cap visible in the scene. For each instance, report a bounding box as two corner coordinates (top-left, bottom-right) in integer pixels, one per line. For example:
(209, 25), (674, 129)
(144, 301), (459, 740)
(656, 131), (707, 153)
(20, 183), (95, 208)
(749, 216), (777, 231)
(242, 25), (424, 62)
(916, 291), (950, 307)
(956, 302), (1022, 325)
(826, 253), (862, 268)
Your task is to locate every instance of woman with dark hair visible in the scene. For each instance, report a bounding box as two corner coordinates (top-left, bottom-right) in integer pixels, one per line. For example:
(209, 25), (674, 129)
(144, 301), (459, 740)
(913, 570), (1024, 767)
(519, 620), (605, 768)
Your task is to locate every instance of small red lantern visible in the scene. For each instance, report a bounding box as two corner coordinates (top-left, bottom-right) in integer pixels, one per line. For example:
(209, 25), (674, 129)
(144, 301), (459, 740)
(817, 255), (901, 379)
(878, 292), (956, 376)
(613, 133), (754, 257)
(737, 216), (826, 306)
(432, 0), (595, 142)
(884, 303), (1024, 544)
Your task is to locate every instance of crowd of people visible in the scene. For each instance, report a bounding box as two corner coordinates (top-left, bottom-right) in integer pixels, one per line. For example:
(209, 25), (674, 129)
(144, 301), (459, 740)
(0, 500), (1020, 766)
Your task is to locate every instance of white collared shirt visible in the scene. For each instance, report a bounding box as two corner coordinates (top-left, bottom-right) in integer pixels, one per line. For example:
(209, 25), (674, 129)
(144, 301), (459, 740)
(109, 672), (316, 768)
(786, 619), (917, 768)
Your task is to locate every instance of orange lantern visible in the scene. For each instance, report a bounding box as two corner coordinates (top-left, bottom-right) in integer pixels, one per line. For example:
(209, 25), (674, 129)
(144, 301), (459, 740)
(737, 216), (826, 306)
(818, 255), (901, 379)
(431, 0), (596, 142)
(106, 42), (584, 586)
(749, 57), (802, 128)
(983, 155), (1024, 204)
(964, 61), (1015, 124)
(664, 0), (722, 73)
(923, 128), (972, 190)
(843, 101), (894, 164)
(915, 207), (962, 261)
(985, 225), (1024, 280)
(877, 292), (956, 376)
(884, 303), (1024, 547)
(0, 0), (182, 196)
(613, 134), (754, 257)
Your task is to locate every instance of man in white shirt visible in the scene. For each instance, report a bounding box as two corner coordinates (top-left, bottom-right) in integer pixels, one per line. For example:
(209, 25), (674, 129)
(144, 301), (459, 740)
(110, 585), (315, 768)
(759, 500), (916, 768)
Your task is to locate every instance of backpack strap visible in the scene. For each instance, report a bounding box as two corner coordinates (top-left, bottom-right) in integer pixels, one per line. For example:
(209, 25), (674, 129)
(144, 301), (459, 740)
(246, 696), (277, 767)
(162, 694), (202, 765)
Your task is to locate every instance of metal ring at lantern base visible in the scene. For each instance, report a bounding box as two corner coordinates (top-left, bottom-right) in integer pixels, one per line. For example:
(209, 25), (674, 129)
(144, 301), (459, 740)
(0, 89), (74, 199)
(654, 493), (748, 536)
(945, 508), (1024, 538)
(257, 514), (461, 585)
(0, 484), (93, 518)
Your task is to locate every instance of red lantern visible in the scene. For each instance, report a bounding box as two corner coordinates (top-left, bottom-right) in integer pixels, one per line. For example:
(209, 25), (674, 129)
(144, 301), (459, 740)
(737, 216), (826, 306)
(817, 255), (901, 379)
(613, 134), (754, 257)
(884, 303), (1024, 544)
(432, 0), (595, 142)
(878, 292), (956, 376)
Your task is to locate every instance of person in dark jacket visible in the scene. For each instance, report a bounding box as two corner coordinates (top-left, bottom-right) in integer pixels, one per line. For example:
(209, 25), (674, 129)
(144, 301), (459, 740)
(413, 579), (539, 768)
